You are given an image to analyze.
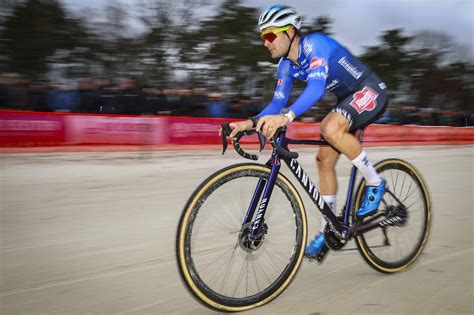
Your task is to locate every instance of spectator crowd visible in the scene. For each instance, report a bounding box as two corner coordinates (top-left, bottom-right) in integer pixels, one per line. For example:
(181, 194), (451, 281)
(0, 72), (472, 126)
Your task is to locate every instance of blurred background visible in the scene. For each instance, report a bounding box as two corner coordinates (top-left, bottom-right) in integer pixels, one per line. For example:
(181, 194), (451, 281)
(0, 0), (472, 126)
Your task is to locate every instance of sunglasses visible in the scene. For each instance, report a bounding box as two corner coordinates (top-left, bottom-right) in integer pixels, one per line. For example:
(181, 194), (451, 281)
(260, 25), (293, 43)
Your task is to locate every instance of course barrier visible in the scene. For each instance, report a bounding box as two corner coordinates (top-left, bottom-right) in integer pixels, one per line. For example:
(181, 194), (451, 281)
(1, 110), (473, 151)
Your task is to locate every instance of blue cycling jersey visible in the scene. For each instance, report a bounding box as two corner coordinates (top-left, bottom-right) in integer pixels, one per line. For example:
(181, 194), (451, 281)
(258, 33), (371, 118)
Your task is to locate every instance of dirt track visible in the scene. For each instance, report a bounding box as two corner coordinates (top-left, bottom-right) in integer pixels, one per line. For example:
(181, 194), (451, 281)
(1, 145), (473, 314)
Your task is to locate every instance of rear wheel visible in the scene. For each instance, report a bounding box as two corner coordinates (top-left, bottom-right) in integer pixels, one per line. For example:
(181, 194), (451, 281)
(176, 163), (307, 312)
(353, 159), (431, 273)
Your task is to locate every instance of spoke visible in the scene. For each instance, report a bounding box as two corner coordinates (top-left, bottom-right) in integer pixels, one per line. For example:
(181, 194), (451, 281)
(261, 245), (291, 265)
(261, 247), (286, 275)
(213, 213), (240, 234)
(390, 171), (396, 196)
(218, 247), (239, 293)
(205, 246), (238, 288)
(403, 178), (414, 202)
(196, 245), (237, 277)
(401, 184), (417, 204)
(246, 257), (249, 297)
(399, 173), (407, 198)
(394, 169), (399, 196)
(228, 196), (246, 227)
(251, 254), (273, 286)
(251, 257), (261, 293)
(386, 171), (397, 205)
(405, 196), (422, 210)
(232, 255), (249, 297)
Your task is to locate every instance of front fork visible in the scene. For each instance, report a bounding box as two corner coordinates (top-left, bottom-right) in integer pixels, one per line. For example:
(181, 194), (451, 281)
(241, 139), (284, 240)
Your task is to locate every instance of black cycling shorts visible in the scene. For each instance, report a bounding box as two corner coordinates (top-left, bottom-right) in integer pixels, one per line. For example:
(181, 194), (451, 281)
(331, 73), (389, 132)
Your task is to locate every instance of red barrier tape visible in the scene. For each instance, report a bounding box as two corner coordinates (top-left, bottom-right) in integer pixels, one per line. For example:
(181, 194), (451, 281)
(1, 110), (473, 151)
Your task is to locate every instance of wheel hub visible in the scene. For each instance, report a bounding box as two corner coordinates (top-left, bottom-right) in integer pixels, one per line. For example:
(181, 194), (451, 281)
(238, 222), (268, 252)
(380, 205), (408, 227)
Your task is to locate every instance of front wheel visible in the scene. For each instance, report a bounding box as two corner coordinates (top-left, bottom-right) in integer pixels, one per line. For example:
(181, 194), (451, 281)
(353, 159), (431, 273)
(176, 163), (307, 312)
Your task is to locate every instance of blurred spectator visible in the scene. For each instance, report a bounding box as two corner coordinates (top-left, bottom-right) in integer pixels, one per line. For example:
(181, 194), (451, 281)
(7, 73), (30, 110)
(98, 82), (120, 114)
(29, 80), (49, 112)
(205, 92), (228, 118)
(47, 82), (80, 112)
(228, 97), (258, 118)
(240, 96), (261, 117)
(175, 88), (193, 116)
(189, 87), (208, 117)
(466, 113), (474, 126)
(0, 72), (470, 127)
(77, 78), (99, 113)
(0, 73), (9, 108)
(140, 86), (168, 114)
(162, 88), (180, 115)
(119, 78), (141, 114)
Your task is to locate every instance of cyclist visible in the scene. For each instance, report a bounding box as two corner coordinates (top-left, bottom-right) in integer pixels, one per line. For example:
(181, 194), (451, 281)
(224, 5), (388, 260)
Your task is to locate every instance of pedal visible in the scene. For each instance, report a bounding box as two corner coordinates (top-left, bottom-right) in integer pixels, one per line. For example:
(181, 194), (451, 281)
(315, 245), (329, 263)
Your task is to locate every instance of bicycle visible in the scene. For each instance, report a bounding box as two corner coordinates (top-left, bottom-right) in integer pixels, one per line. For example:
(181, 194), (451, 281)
(176, 124), (431, 312)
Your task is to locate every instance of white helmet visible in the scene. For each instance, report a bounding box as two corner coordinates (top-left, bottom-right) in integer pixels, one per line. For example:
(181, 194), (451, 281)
(258, 5), (302, 32)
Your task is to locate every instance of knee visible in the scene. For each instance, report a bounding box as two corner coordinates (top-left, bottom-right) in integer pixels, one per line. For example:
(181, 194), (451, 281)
(320, 119), (343, 144)
(316, 151), (336, 171)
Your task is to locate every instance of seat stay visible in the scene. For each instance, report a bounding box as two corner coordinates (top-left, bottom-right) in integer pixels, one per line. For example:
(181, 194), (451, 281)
(342, 165), (358, 225)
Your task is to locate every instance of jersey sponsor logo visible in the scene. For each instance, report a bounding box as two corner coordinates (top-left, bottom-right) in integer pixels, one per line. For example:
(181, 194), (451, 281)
(308, 71), (327, 79)
(274, 91), (285, 99)
(277, 79), (282, 86)
(309, 57), (326, 70)
(338, 56), (364, 79)
(350, 86), (378, 113)
(303, 38), (313, 55)
(326, 79), (339, 91)
(378, 82), (387, 90)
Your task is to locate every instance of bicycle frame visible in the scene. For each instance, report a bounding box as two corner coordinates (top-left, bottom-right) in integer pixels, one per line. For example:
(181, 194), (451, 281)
(243, 129), (367, 241)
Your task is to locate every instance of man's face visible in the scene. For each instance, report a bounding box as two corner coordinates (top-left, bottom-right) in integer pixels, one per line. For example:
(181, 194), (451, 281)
(261, 26), (291, 59)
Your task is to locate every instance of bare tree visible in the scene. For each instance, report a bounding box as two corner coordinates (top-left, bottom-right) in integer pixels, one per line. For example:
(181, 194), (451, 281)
(134, 0), (206, 84)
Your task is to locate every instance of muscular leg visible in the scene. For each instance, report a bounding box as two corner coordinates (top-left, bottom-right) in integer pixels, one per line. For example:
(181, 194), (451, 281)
(321, 111), (381, 187)
(317, 145), (339, 232)
(320, 112), (361, 160)
(316, 145), (340, 196)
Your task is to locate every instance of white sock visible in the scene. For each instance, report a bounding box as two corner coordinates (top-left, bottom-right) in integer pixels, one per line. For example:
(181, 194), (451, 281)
(320, 195), (336, 232)
(351, 151), (381, 186)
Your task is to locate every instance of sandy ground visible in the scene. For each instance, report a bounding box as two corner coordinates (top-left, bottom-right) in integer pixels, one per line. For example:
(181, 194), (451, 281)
(1, 145), (473, 314)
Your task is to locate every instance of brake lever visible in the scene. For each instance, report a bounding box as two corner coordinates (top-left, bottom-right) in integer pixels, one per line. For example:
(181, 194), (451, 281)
(257, 131), (266, 152)
(221, 123), (232, 155)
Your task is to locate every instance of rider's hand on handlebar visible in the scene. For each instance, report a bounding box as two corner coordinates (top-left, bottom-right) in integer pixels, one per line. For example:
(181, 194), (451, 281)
(256, 114), (289, 139)
(218, 119), (254, 139)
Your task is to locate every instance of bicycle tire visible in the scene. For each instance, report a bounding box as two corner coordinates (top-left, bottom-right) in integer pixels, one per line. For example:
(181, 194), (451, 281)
(353, 158), (431, 273)
(176, 163), (307, 312)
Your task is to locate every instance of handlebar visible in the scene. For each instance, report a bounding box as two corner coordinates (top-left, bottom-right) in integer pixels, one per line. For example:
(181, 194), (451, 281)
(270, 128), (299, 159)
(220, 124), (299, 160)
